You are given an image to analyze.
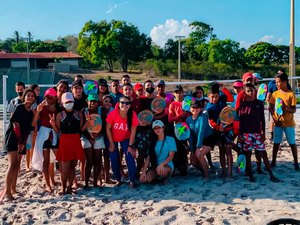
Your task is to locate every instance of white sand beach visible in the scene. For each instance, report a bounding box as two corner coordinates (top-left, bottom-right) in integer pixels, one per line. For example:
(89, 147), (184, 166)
(0, 114), (299, 225)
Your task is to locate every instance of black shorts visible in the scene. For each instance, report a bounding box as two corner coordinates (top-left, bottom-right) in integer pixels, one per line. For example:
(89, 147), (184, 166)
(203, 132), (220, 149)
(43, 139), (59, 149)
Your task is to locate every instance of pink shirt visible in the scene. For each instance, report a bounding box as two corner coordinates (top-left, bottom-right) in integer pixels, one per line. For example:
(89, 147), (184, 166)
(106, 109), (139, 142)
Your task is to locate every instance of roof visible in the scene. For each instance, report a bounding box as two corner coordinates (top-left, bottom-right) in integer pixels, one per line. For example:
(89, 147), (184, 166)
(0, 52), (82, 59)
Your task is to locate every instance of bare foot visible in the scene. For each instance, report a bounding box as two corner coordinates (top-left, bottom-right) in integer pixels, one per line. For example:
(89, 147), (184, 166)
(115, 181), (123, 187)
(5, 193), (15, 201)
(45, 186), (52, 193)
(105, 179), (116, 184)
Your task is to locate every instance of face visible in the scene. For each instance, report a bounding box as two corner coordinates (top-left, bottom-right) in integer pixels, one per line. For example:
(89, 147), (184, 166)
(209, 93), (219, 104)
(34, 86), (40, 97)
(57, 83), (68, 96)
(119, 98), (131, 112)
(99, 85), (108, 93)
(153, 126), (164, 136)
(136, 88), (144, 96)
(123, 85), (133, 97)
(145, 82), (154, 89)
(195, 89), (203, 99)
(245, 87), (255, 99)
(103, 97), (112, 109)
(190, 106), (201, 116)
(156, 85), (165, 94)
(15, 85), (25, 94)
(122, 77), (130, 85)
(174, 90), (183, 100)
(24, 91), (36, 104)
(111, 82), (119, 93)
(72, 85), (83, 98)
(275, 78), (286, 90)
(244, 78), (254, 85)
(45, 95), (57, 105)
(88, 100), (98, 110)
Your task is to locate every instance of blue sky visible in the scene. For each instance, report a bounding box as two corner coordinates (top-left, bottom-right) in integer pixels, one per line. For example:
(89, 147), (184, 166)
(0, 0), (299, 49)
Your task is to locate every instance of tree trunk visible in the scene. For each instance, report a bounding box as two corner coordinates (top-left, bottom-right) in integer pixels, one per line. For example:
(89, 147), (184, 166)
(106, 59), (114, 72)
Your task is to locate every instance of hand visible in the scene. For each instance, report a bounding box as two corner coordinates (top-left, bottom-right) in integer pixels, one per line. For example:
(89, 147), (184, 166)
(127, 146), (137, 159)
(140, 170), (147, 180)
(219, 126), (224, 132)
(156, 164), (164, 175)
(17, 144), (25, 153)
(91, 132), (98, 139)
(37, 100), (46, 112)
(109, 143), (115, 152)
(84, 111), (90, 121)
(49, 113), (56, 127)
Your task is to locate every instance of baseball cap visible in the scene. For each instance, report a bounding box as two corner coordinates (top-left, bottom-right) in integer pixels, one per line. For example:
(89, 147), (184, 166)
(242, 72), (254, 82)
(155, 80), (165, 86)
(152, 120), (165, 129)
(98, 78), (108, 86)
(44, 88), (57, 97)
(61, 92), (74, 103)
(134, 83), (143, 91)
(174, 85), (183, 92)
(71, 80), (83, 89)
(233, 80), (243, 88)
(252, 72), (262, 80)
(87, 93), (98, 101)
(190, 101), (201, 108)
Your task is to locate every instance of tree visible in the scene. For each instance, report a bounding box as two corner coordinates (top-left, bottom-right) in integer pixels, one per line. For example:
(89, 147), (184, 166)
(31, 40), (67, 52)
(13, 31), (20, 44)
(57, 35), (78, 52)
(244, 42), (278, 65)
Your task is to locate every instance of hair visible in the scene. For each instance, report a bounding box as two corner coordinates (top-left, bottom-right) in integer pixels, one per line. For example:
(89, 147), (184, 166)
(245, 83), (256, 89)
(75, 74), (84, 80)
(278, 68), (286, 74)
(122, 83), (133, 89)
(56, 80), (70, 92)
(28, 84), (39, 91)
(275, 72), (289, 82)
(144, 80), (154, 87)
(102, 94), (113, 102)
(149, 128), (166, 169)
(15, 81), (25, 89)
(119, 96), (133, 131)
(111, 79), (119, 84)
(122, 74), (130, 79)
(208, 87), (219, 95)
(21, 88), (36, 103)
(192, 86), (205, 98)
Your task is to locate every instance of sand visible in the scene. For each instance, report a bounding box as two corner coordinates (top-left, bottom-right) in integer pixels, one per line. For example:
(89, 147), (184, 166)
(0, 113), (299, 225)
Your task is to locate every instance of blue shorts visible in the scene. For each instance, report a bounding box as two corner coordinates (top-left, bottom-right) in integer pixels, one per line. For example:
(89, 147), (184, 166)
(274, 126), (295, 145)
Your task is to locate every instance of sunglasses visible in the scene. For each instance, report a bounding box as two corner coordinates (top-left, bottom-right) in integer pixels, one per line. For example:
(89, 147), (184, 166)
(120, 101), (131, 105)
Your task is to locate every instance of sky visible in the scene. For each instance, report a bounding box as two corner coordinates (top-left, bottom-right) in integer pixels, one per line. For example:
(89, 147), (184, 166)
(0, 0), (299, 49)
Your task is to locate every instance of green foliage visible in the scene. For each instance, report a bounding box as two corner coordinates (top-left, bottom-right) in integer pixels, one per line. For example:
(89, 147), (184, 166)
(244, 42), (278, 65)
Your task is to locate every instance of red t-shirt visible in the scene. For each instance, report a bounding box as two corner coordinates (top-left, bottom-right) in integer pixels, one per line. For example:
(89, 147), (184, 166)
(106, 109), (139, 142)
(40, 106), (57, 128)
(168, 100), (184, 123)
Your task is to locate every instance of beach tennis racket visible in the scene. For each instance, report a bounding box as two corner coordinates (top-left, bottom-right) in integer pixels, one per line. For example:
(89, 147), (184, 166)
(237, 154), (246, 173)
(151, 96), (166, 114)
(86, 113), (102, 133)
(174, 122), (190, 141)
(138, 109), (154, 126)
(275, 98), (284, 116)
(257, 83), (267, 101)
(84, 80), (99, 95)
(165, 93), (174, 104)
(219, 106), (236, 126)
(182, 96), (195, 112)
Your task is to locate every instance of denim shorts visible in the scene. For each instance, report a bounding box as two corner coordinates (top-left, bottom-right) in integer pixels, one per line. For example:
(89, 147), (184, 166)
(274, 126), (295, 145)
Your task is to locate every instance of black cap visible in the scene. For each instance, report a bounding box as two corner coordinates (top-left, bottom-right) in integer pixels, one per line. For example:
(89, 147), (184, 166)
(174, 85), (183, 92)
(71, 80), (83, 88)
(191, 101), (201, 108)
(98, 78), (108, 86)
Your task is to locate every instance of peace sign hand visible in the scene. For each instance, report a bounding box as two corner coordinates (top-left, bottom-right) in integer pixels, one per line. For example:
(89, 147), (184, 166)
(37, 100), (46, 112)
(49, 113), (56, 127)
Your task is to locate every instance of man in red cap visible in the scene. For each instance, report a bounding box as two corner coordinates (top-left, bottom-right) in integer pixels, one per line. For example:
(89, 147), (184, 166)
(134, 83), (145, 99)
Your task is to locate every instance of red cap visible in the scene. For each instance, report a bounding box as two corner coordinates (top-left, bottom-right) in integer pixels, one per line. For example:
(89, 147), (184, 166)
(242, 72), (253, 82)
(44, 88), (57, 97)
(134, 83), (143, 91)
(233, 81), (243, 88)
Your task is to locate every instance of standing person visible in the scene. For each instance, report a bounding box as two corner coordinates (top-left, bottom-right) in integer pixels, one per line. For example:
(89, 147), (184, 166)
(134, 83), (145, 99)
(3, 89), (36, 201)
(206, 83), (234, 179)
(168, 85), (190, 176)
(32, 88), (59, 192)
(239, 83), (279, 182)
(186, 101), (213, 178)
(74, 75), (85, 84)
(140, 120), (177, 184)
(52, 92), (85, 194)
(109, 80), (123, 107)
(192, 86), (209, 109)
(106, 96), (139, 188)
(97, 78), (109, 104)
(269, 73), (299, 170)
(7, 81), (25, 116)
(231, 81), (243, 108)
(56, 80), (69, 108)
(120, 83), (141, 113)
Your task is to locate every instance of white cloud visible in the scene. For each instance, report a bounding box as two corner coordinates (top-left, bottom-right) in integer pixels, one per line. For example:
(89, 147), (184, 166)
(259, 35), (274, 43)
(239, 41), (253, 49)
(105, 1), (129, 14)
(150, 19), (192, 47)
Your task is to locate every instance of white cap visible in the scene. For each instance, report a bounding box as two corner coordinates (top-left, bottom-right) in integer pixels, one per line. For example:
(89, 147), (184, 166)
(152, 120), (164, 129)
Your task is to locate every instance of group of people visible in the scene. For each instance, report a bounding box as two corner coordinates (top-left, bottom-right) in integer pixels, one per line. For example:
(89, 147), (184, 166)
(2, 70), (298, 201)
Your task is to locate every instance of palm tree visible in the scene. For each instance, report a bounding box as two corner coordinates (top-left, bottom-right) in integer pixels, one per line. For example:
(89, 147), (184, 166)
(13, 31), (20, 44)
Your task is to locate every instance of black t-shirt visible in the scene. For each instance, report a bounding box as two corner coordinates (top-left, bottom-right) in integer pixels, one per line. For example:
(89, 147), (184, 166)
(73, 96), (88, 111)
(239, 99), (265, 134)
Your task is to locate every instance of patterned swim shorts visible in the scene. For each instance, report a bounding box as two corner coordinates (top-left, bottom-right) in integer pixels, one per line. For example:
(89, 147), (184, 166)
(238, 133), (265, 152)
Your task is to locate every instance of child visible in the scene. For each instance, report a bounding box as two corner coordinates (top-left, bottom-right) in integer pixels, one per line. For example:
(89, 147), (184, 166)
(239, 83), (279, 182)
(269, 73), (298, 170)
(7, 81), (25, 116)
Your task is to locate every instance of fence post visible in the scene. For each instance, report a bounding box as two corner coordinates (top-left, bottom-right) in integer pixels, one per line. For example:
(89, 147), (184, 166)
(2, 75), (8, 147)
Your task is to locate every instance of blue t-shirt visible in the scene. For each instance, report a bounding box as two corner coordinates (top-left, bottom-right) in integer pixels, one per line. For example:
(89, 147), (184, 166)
(186, 112), (213, 151)
(109, 92), (123, 107)
(155, 136), (177, 171)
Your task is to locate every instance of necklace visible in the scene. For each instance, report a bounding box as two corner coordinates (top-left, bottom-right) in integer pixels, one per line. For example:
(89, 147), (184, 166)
(65, 111), (74, 127)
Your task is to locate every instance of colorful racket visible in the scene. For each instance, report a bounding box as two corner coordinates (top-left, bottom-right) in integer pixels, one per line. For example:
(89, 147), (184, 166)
(165, 93), (174, 104)
(174, 122), (190, 140)
(257, 83), (268, 101)
(151, 96), (166, 114)
(182, 96), (196, 112)
(219, 106), (236, 125)
(138, 109), (154, 126)
(84, 80), (99, 95)
(275, 98), (284, 116)
(86, 114), (102, 133)
(237, 154), (246, 173)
